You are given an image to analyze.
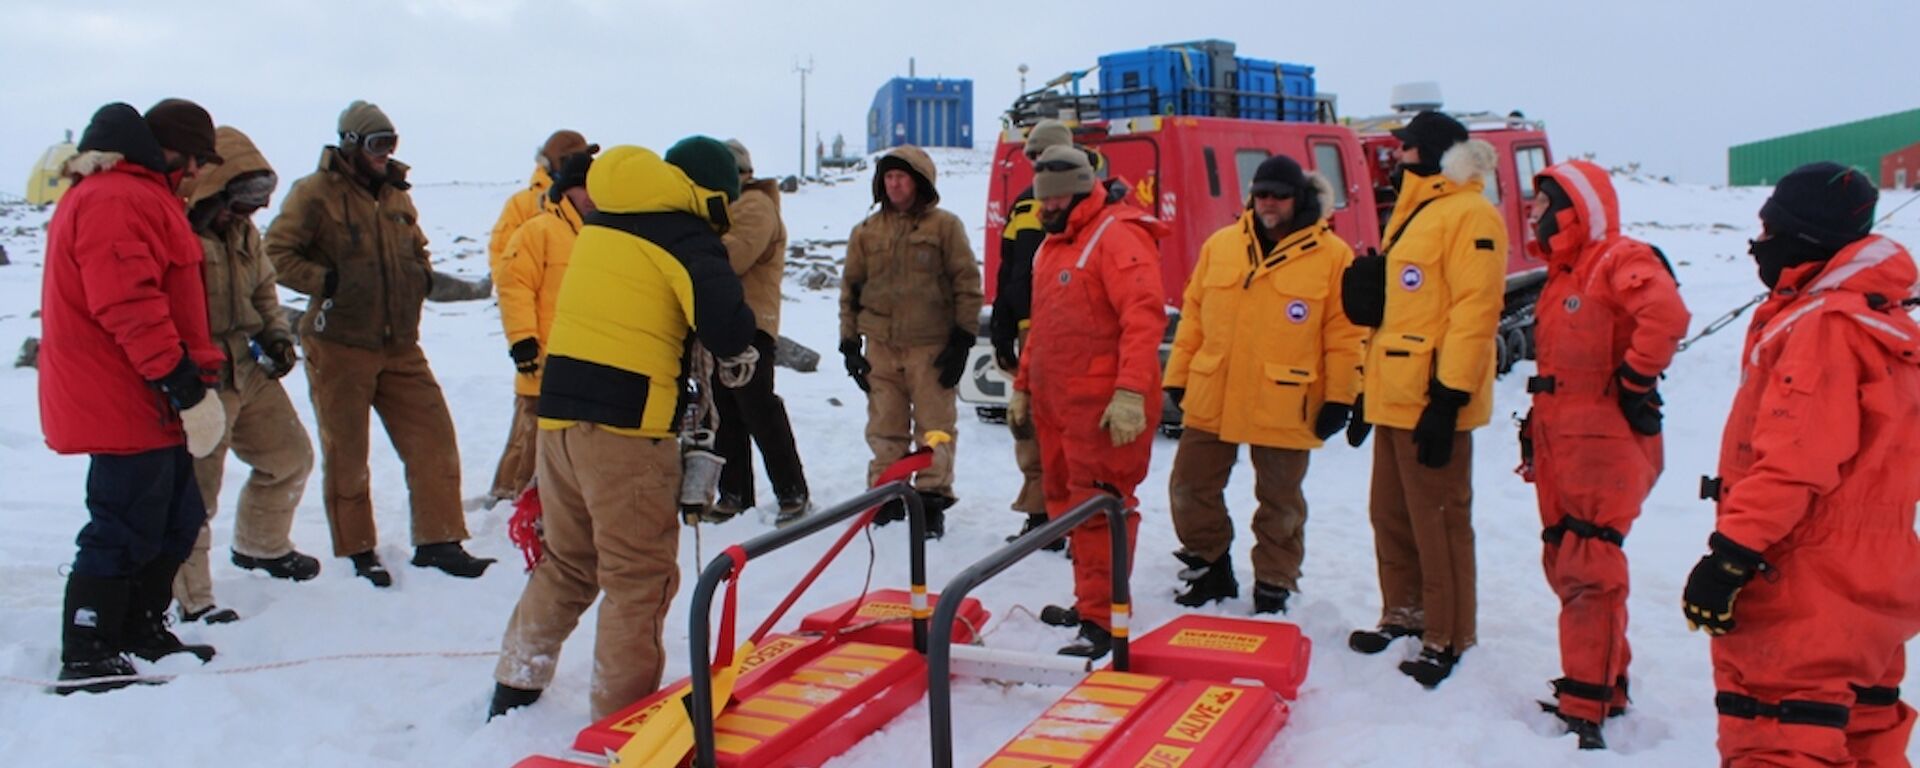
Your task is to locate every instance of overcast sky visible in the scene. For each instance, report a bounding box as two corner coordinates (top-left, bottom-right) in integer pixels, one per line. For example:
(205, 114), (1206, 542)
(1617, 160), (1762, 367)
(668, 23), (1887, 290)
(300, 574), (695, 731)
(4, 0), (1917, 193)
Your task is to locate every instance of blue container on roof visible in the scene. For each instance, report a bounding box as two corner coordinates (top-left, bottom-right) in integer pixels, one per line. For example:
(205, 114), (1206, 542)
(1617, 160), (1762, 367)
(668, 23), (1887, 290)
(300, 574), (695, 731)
(1095, 42), (1316, 121)
(867, 77), (974, 154)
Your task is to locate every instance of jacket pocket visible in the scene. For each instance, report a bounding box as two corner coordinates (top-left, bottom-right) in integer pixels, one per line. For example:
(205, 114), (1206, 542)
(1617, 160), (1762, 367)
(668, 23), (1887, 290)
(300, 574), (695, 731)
(1182, 350), (1226, 420)
(1256, 363), (1317, 428)
(1375, 332), (1435, 408)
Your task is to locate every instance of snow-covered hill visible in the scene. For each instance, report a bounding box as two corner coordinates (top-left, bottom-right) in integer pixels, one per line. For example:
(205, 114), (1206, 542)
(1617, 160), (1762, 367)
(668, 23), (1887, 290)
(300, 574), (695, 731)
(2, 149), (1917, 767)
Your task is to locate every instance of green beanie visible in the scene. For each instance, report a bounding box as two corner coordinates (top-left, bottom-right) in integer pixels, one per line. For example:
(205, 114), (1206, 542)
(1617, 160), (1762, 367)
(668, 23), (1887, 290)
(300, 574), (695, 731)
(665, 135), (741, 202)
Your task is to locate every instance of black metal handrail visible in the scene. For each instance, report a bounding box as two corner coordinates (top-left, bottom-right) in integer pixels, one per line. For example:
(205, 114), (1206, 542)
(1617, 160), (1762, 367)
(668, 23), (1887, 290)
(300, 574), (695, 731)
(926, 494), (1132, 768)
(686, 481), (928, 768)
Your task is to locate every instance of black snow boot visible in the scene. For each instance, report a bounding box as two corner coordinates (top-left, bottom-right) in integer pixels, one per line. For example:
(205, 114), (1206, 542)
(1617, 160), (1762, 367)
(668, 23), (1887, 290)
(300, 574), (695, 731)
(231, 549), (321, 582)
(57, 574), (139, 695)
(351, 551), (393, 588)
(1553, 712), (1607, 750)
(1172, 551), (1238, 608)
(1251, 582), (1291, 615)
(1348, 624), (1423, 654)
(180, 605), (240, 625)
(703, 492), (749, 523)
(1039, 604), (1080, 627)
(774, 487), (811, 526)
(1058, 620), (1113, 659)
(488, 682), (543, 721)
(872, 498), (906, 526)
(1398, 645), (1461, 689)
(1007, 513), (1066, 552)
(122, 558), (215, 664)
(412, 542), (496, 578)
(919, 492), (955, 540)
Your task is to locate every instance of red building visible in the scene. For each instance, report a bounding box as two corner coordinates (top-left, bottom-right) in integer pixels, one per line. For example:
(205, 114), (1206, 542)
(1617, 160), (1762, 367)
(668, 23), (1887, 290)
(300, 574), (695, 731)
(1883, 141), (1920, 189)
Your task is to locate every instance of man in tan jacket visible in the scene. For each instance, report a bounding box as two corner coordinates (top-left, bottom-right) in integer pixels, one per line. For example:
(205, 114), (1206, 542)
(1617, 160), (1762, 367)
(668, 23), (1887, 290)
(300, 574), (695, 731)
(706, 139), (810, 524)
(172, 126), (319, 623)
(266, 101), (491, 586)
(838, 145), (982, 538)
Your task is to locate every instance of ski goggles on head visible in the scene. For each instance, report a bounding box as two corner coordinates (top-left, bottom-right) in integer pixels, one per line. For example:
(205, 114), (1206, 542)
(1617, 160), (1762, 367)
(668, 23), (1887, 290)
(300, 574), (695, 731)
(356, 131), (399, 156)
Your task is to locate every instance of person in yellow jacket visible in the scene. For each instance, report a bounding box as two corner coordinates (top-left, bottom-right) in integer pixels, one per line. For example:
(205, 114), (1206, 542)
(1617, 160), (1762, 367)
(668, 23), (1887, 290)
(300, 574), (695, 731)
(1340, 111), (1507, 688)
(487, 130), (597, 276)
(489, 138), (758, 722)
(485, 151), (594, 504)
(1162, 155), (1365, 615)
(484, 130), (595, 504)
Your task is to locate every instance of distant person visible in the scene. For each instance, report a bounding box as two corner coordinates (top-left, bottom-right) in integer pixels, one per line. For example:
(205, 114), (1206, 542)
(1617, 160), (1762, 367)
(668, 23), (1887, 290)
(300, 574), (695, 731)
(493, 150), (596, 508)
(1521, 159), (1689, 749)
(1011, 144), (1167, 658)
(486, 129), (596, 507)
(1683, 162), (1920, 767)
(173, 125), (321, 625)
(42, 100), (228, 691)
(838, 145), (982, 538)
(490, 139), (758, 722)
(705, 138), (810, 524)
(266, 100), (491, 587)
(993, 119), (1070, 548)
(1161, 155), (1365, 615)
(1341, 110), (1506, 688)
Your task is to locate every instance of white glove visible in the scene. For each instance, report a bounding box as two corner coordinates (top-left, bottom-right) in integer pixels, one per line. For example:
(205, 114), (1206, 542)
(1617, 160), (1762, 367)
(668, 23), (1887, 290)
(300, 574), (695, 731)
(717, 346), (760, 389)
(180, 394), (227, 458)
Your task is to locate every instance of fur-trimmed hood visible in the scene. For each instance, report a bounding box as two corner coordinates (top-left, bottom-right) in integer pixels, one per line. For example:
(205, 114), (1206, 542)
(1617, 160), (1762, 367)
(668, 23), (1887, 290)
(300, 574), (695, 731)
(1439, 139), (1499, 185)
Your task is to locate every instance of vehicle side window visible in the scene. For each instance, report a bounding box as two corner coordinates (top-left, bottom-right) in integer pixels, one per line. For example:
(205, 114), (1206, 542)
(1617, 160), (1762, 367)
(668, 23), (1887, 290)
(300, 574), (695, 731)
(1515, 145), (1548, 199)
(1234, 149), (1269, 201)
(1482, 168), (1501, 205)
(1310, 143), (1349, 210)
(1203, 147), (1221, 198)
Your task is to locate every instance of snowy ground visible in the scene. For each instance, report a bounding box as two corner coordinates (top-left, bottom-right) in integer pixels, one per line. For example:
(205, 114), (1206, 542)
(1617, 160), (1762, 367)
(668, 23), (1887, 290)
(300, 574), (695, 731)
(2, 148), (1918, 767)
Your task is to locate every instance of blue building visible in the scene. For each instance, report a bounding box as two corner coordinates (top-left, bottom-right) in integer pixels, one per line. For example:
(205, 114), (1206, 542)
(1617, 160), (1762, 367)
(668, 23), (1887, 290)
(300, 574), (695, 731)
(867, 77), (973, 154)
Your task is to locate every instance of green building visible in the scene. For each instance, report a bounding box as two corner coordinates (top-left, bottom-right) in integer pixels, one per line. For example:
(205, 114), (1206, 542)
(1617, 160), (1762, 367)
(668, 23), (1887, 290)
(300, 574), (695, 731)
(1728, 108), (1920, 186)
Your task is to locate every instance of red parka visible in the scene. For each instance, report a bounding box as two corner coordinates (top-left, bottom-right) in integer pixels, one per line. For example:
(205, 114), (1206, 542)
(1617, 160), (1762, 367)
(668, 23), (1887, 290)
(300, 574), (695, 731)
(1711, 234), (1920, 765)
(1525, 159), (1689, 723)
(40, 152), (221, 455)
(1015, 192), (1167, 630)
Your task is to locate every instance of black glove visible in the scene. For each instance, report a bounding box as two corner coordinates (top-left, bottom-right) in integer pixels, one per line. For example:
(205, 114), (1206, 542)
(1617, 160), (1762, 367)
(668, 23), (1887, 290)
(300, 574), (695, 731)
(933, 326), (974, 390)
(1413, 382), (1470, 468)
(992, 338), (1019, 375)
(510, 338), (540, 375)
(1616, 364), (1663, 436)
(1341, 249), (1387, 328)
(153, 352), (208, 410)
(1165, 387), (1186, 410)
(322, 269), (340, 298)
(839, 337), (871, 392)
(262, 339), (298, 380)
(1346, 395), (1373, 447)
(1683, 532), (1768, 635)
(1314, 402), (1353, 441)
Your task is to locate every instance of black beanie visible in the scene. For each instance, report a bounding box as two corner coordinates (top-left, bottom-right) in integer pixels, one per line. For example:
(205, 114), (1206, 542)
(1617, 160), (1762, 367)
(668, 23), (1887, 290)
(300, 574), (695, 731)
(1249, 155), (1306, 199)
(77, 102), (169, 174)
(144, 98), (221, 165)
(1760, 162), (1878, 250)
(664, 136), (741, 202)
(1392, 111), (1469, 169)
(547, 152), (594, 204)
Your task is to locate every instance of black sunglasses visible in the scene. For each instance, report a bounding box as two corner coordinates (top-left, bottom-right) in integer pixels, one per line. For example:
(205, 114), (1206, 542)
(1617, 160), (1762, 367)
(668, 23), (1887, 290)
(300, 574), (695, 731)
(1252, 190), (1294, 201)
(1033, 158), (1083, 173)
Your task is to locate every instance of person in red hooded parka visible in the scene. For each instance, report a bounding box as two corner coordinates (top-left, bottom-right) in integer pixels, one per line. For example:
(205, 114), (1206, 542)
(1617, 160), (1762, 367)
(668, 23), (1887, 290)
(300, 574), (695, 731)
(1682, 162), (1920, 767)
(40, 100), (231, 692)
(1009, 144), (1167, 659)
(1519, 160), (1690, 750)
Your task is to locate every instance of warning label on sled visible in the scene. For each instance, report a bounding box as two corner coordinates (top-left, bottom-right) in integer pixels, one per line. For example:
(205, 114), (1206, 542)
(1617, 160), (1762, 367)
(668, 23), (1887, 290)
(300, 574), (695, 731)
(855, 601), (912, 619)
(1166, 629), (1266, 654)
